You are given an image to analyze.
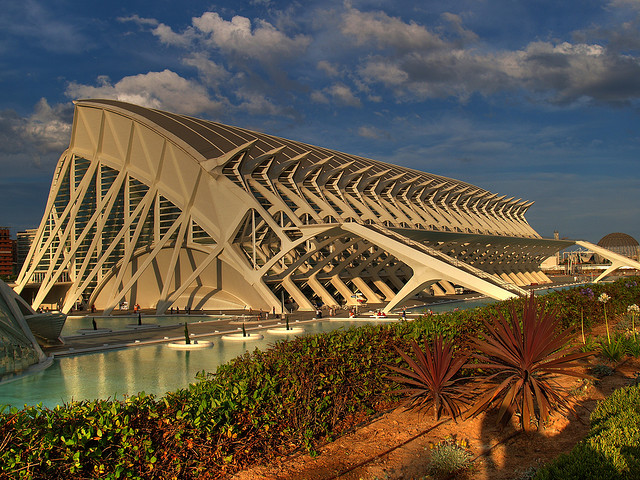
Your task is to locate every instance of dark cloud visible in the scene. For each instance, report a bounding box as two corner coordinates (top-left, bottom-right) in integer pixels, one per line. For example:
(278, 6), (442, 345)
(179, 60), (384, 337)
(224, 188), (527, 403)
(0, 99), (72, 175)
(339, 6), (640, 107)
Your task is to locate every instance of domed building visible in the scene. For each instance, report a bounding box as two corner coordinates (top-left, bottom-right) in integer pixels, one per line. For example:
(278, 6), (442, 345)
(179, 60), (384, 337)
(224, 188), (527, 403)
(597, 232), (640, 262)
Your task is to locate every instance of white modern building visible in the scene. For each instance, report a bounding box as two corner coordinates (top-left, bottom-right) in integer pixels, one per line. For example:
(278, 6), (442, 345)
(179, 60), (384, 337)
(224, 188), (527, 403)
(15, 100), (575, 315)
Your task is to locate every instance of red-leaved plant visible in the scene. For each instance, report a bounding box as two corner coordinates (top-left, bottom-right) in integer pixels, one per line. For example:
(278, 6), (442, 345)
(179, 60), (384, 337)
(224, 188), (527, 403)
(387, 336), (469, 420)
(466, 293), (593, 431)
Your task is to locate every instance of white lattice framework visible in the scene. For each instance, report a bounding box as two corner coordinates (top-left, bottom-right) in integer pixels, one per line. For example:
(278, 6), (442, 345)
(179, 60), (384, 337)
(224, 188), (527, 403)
(15, 100), (572, 314)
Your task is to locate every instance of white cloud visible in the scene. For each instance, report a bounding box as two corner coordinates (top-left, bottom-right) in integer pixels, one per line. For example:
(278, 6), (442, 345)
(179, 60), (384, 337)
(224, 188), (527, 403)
(340, 5), (640, 106)
(608, 0), (640, 11)
(357, 126), (388, 140)
(317, 60), (340, 77)
(310, 91), (329, 103)
(0, 99), (73, 173)
(327, 84), (361, 107)
(359, 60), (409, 87)
(235, 88), (284, 116)
(65, 70), (223, 116)
(341, 6), (445, 52)
(0, 0), (89, 54)
(191, 12), (311, 63)
(507, 41), (640, 104)
(153, 23), (195, 48)
(117, 14), (159, 27)
(23, 98), (72, 154)
(182, 54), (232, 87)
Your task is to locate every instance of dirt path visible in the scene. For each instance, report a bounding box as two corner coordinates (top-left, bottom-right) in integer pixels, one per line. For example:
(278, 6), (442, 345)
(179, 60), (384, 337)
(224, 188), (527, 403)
(232, 358), (639, 480)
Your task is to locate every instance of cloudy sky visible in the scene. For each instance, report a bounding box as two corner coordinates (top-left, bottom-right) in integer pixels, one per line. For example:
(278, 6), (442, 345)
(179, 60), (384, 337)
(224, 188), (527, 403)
(1, 0), (639, 243)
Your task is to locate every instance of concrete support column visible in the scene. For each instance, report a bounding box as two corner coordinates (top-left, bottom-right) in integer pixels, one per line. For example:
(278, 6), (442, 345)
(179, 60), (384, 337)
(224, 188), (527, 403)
(527, 270), (543, 284)
(515, 272), (531, 285)
(500, 272), (513, 284)
(531, 271), (547, 284)
(330, 275), (359, 305)
(308, 274), (339, 307)
(371, 275), (396, 301)
(521, 271), (538, 284)
(351, 276), (383, 303)
(387, 272), (406, 291)
(384, 269), (437, 312)
(536, 270), (553, 283)
(282, 276), (315, 311)
(431, 283), (446, 296)
(507, 272), (525, 286)
(439, 280), (456, 294)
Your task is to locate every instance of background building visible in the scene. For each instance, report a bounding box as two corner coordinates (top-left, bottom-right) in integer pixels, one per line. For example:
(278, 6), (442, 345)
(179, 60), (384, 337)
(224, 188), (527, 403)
(15, 100), (574, 314)
(16, 229), (37, 275)
(0, 227), (15, 277)
(596, 232), (639, 262)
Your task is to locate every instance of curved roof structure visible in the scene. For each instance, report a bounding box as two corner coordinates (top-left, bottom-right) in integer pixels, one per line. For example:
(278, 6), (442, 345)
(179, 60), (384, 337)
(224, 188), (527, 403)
(0, 279), (47, 380)
(15, 100), (571, 314)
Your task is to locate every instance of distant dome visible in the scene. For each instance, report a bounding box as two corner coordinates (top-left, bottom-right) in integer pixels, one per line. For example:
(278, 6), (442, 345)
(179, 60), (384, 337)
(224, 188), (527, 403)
(597, 232), (640, 260)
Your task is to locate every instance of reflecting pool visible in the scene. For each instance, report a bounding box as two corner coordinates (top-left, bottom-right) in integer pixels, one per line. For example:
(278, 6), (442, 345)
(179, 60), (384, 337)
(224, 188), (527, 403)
(0, 319), (386, 409)
(1, 285), (582, 409)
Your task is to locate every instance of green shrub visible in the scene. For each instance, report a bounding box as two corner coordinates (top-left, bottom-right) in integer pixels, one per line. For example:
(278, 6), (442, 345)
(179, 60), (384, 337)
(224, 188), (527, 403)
(599, 334), (627, 362)
(623, 335), (640, 358)
(534, 384), (640, 480)
(0, 280), (639, 479)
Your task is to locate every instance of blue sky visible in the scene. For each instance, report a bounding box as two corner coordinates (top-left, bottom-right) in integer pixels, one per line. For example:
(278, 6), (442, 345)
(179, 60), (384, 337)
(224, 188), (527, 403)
(1, 0), (639, 243)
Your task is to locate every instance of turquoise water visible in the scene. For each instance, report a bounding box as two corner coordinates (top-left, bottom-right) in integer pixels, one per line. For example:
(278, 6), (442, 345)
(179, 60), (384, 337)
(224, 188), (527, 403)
(406, 297), (492, 314)
(1, 285), (582, 409)
(0, 320), (385, 409)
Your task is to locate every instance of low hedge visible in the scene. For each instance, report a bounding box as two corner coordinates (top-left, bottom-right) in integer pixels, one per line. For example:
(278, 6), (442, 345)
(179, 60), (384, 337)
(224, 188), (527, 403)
(1, 278), (639, 478)
(534, 383), (640, 480)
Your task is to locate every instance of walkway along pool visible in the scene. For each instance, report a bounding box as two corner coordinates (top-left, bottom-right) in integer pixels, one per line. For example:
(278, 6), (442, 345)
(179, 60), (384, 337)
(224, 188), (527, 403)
(0, 284), (581, 409)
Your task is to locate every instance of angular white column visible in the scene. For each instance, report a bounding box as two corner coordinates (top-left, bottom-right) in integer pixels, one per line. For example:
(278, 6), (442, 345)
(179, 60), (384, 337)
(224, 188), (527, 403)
(351, 277), (383, 304)
(282, 276), (315, 311)
(330, 275), (359, 306)
(439, 280), (456, 294)
(308, 274), (340, 307)
(371, 275), (396, 301)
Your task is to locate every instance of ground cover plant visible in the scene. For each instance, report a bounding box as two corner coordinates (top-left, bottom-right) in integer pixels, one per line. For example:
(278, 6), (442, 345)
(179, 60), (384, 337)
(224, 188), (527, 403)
(533, 383), (640, 479)
(426, 435), (473, 478)
(0, 277), (638, 478)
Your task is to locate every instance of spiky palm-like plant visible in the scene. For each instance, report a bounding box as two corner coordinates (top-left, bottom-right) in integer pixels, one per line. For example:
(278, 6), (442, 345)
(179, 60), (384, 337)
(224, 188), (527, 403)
(466, 293), (593, 431)
(387, 336), (469, 420)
